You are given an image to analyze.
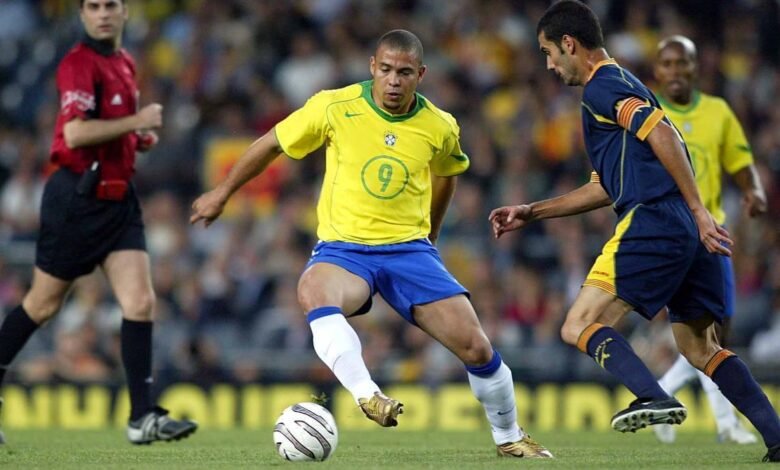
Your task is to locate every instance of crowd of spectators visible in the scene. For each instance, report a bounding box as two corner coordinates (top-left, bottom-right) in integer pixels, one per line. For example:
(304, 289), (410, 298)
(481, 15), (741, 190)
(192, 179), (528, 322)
(0, 0), (778, 390)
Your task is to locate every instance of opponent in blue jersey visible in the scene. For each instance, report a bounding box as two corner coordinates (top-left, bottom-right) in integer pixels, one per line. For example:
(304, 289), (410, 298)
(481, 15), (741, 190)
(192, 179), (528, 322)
(489, 1), (779, 463)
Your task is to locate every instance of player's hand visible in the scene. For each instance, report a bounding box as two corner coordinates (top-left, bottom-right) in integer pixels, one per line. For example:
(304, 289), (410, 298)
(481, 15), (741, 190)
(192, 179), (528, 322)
(692, 208), (732, 256)
(190, 188), (229, 227)
(742, 188), (767, 217)
(136, 103), (163, 129)
(488, 204), (534, 239)
(136, 130), (158, 151)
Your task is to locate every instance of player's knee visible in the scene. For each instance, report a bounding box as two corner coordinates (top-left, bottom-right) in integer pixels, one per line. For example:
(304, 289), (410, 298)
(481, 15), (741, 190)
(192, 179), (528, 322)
(560, 320), (583, 346)
(458, 336), (493, 365)
(297, 286), (322, 313)
(122, 290), (156, 321)
(297, 275), (333, 312)
(22, 293), (64, 324)
(678, 346), (714, 371)
(297, 273), (317, 311)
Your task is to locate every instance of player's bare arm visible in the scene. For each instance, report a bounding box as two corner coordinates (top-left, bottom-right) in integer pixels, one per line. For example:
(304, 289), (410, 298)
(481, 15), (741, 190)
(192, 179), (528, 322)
(645, 121), (733, 255)
(429, 174), (456, 244)
(489, 182), (611, 239)
(732, 165), (767, 217)
(63, 103), (162, 149)
(190, 129), (283, 227)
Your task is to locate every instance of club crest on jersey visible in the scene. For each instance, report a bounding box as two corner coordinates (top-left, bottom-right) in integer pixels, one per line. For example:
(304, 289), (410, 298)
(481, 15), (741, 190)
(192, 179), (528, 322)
(683, 121), (692, 133)
(384, 131), (397, 147)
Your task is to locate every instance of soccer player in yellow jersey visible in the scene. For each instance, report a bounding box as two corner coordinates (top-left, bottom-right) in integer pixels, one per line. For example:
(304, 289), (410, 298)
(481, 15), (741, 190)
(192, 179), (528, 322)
(190, 29), (552, 459)
(652, 35), (767, 445)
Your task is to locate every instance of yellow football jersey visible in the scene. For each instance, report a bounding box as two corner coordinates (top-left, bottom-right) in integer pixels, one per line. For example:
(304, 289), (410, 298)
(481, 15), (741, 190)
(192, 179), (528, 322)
(658, 91), (753, 225)
(274, 81), (469, 244)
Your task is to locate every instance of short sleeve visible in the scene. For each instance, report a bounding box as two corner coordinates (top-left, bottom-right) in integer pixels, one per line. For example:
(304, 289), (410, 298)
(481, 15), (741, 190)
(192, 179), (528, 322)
(274, 91), (331, 159)
(720, 103), (753, 175)
(430, 114), (470, 176)
(584, 80), (665, 141)
(57, 55), (97, 122)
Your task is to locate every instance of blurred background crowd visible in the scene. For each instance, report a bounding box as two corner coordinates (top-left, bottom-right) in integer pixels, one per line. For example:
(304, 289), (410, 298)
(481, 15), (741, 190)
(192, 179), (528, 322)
(0, 0), (778, 391)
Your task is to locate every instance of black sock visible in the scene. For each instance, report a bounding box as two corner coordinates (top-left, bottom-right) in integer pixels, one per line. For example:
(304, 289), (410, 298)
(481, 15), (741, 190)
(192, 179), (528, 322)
(121, 319), (153, 421)
(0, 305), (40, 386)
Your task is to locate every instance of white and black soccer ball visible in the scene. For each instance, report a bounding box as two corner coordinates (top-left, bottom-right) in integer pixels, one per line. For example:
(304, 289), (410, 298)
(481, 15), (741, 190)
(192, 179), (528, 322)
(273, 402), (338, 462)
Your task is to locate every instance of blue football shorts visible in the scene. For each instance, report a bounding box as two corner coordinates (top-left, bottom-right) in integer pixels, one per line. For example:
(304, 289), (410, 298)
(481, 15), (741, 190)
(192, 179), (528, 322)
(584, 198), (727, 324)
(304, 238), (468, 324)
(719, 247), (735, 318)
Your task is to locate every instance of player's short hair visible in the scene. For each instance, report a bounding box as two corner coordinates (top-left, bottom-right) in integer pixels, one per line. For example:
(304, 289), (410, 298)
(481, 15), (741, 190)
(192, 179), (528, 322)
(376, 29), (424, 64)
(80, 0), (124, 7)
(537, 0), (605, 50)
(657, 35), (698, 60)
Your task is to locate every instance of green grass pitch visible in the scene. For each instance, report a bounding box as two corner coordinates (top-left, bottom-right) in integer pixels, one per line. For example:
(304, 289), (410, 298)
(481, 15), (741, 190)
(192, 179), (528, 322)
(0, 429), (767, 468)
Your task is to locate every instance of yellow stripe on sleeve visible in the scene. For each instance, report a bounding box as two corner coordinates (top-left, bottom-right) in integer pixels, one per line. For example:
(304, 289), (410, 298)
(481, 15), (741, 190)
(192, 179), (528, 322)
(635, 108), (665, 141)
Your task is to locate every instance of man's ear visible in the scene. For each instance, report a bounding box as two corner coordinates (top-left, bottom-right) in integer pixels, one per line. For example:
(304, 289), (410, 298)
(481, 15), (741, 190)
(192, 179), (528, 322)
(561, 34), (576, 55)
(417, 64), (427, 82)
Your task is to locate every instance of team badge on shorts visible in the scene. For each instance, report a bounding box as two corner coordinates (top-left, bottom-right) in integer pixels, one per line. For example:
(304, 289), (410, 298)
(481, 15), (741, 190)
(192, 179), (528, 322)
(384, 131), (397, 146)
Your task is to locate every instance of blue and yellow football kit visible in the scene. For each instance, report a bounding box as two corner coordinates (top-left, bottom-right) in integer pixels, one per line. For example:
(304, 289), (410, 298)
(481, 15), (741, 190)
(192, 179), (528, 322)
(275, 81), (470, 321)
(580, 59), (725, 322)
(659, 91), (754, 318)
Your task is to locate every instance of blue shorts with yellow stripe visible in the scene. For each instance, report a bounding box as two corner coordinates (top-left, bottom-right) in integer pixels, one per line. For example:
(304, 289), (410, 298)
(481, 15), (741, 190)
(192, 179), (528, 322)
(584, 198), (726, 323)
(305, 238), (468, 324)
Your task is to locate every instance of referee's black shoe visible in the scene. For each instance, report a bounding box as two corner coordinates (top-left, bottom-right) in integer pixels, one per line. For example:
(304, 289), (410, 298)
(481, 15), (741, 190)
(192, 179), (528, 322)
(127, 406), (197, 445)
(764, 443), (780, 462)
(611, 397), (687, 433)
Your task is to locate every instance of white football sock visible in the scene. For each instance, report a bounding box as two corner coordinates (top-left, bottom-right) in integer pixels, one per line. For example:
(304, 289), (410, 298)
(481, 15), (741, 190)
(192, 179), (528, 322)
(309, 313), (379, 403)
(696, 369), (738, 431)
(658, 355), (698, 395)
(468, 362), (523, 445)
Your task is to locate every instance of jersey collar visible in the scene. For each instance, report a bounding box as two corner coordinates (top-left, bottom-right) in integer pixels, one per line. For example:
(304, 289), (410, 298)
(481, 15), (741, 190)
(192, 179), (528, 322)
(360, 81), (425, 123)
(656, 90), (701, 114)
(586, 58), (618, 83)
(83, 34), (118, 57)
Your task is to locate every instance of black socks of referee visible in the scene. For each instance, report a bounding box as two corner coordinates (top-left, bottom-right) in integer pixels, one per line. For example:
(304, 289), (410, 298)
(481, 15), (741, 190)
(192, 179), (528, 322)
(0, 305), (40, 386)
(121, 319), (154, 421)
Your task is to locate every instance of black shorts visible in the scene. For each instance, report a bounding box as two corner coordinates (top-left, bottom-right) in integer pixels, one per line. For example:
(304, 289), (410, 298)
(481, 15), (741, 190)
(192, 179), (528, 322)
(35, 168), (146, 281)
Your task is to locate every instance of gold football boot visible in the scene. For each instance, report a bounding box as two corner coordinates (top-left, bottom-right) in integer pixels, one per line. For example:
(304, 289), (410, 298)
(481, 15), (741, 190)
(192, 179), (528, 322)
(358, 392), (403, 427)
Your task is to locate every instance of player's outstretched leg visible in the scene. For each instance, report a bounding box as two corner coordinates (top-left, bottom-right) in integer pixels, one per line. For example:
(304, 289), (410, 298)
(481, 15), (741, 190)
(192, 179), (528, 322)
(468, 350), (553, 459)
(127, 406), (198, 445)
(575, 323), (686, 433)
(307, 307), (402, 427)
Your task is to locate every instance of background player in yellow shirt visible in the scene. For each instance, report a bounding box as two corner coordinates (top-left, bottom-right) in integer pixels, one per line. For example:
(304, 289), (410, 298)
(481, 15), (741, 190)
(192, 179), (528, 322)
(190, 29), (552, 459)
(652, 35), (768, 445)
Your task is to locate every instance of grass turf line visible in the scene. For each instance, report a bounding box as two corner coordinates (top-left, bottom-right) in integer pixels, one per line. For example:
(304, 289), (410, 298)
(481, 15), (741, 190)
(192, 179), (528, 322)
(0, 429), (766, 469)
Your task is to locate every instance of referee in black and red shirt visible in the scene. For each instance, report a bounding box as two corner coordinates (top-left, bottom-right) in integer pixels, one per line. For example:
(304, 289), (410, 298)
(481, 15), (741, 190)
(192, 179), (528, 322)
(0, 0), (196, 445)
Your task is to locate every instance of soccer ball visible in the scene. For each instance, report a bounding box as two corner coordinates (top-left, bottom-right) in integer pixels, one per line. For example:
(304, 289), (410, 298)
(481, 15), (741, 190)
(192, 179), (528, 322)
(273, 402), (338, 461)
